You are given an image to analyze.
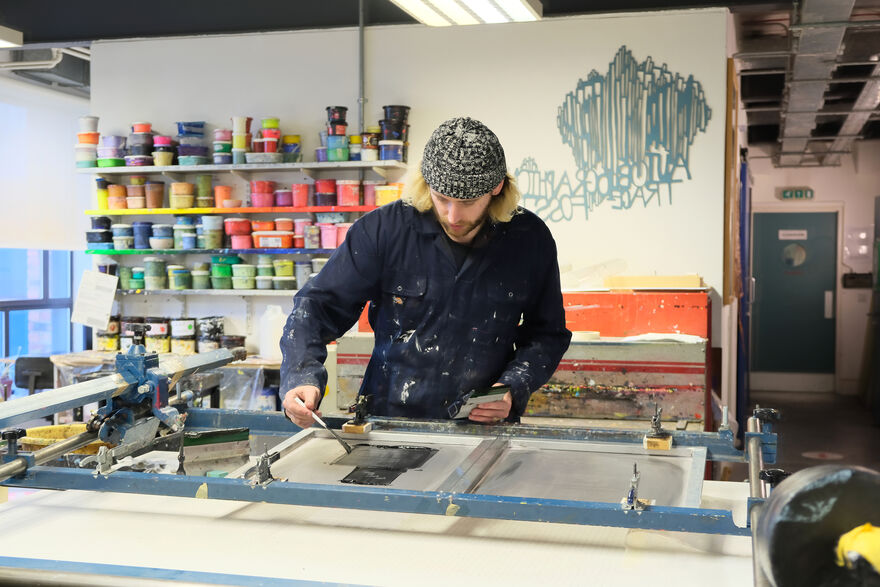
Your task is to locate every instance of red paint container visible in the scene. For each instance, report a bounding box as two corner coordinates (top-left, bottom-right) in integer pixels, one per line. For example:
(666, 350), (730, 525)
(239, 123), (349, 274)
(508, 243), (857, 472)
(262, 138), (279, 153)
(213, 129), (232, 142)
(252, 220), (275, 232)
(252, 139), (265, 153)
(224, 218), (252, 236)
(261, 128), (281, 139)
(336, 180), (360, 206)
(362, 180), (382, 206)
(131, 122), (152, 133)
(327, 121), (348, 136)
(251, 192), (274, 207)
(252, 231), (294, 248)
(336, 222), (353, 246)
(77, 132), (100, 144)
(250, 180), (276, 194)
(291, 184), (310, 207)
(293, 234), (305, 248)
(274, 218), (294, 232)
(314, 179), (336, 193)
(230, 234), (253, 249)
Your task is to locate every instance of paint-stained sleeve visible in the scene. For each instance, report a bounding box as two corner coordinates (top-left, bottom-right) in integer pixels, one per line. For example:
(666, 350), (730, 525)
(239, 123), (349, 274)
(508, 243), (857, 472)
(280, 212), (383, 404)
(496, 228), (571, 417)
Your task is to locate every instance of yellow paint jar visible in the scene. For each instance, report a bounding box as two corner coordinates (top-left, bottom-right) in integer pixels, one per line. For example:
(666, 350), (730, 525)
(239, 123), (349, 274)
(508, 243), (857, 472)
(171, 336), (196, 355)
(145, 335), (170, 354)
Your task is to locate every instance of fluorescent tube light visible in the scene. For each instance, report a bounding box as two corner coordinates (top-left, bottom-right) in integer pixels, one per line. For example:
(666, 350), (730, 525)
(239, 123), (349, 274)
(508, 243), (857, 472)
(0, 25), (23, 48)
(390, 0), (542, 26)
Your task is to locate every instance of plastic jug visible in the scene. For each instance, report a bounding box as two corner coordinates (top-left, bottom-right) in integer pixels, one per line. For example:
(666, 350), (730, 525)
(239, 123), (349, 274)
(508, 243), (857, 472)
(258, 304), (286, 361)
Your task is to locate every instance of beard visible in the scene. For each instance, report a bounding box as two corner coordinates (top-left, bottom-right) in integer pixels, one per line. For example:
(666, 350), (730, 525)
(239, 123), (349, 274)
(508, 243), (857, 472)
(434, 211), (488, 243)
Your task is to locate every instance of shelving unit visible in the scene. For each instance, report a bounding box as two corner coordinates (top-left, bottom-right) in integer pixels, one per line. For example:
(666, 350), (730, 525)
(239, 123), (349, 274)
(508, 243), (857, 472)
(77, 160), (408, 179)
(86, 248), (337, 256)
(117, 289), (298, 297)
(85, 206), (377, 216)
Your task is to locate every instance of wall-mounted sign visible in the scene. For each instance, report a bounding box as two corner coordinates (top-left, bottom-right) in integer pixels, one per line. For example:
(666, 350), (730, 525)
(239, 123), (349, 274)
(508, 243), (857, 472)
(775, 187), (815, 201)
(779, 229), (808, 240)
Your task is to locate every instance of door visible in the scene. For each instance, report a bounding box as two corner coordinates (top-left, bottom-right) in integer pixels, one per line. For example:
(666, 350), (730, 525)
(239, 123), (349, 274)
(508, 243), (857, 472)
(751, 212), (837, 391)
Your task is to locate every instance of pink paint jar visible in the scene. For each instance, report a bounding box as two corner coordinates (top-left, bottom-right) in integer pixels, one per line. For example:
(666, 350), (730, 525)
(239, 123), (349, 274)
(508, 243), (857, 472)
(362, 180), (382, 207)
(336, 180), (361, 206)
(318, 223), (338, 248)
(251, 192), (274, 208)
(108, 196), (127, 210)
(274, 190), (293, 207)
(261, 128), (281, 139)
(153, 135), (173, 147)
(224, 218), (252, 236)
(291, 184), (310, 207)
(293, 218), (312, 234)
(213, 128), (232, 142)
(231, 234), (253, 249)
(314, 179), (336, 193)
(336, 222), (353, 246)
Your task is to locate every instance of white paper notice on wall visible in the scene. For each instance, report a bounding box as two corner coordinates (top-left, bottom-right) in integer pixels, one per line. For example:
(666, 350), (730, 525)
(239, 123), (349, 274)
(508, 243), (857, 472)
(778, 229), (808, 240)
(71, 270), (118, 330)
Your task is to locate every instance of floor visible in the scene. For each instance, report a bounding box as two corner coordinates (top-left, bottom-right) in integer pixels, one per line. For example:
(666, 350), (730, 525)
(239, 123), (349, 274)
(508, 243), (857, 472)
(726, 390), (880, 481)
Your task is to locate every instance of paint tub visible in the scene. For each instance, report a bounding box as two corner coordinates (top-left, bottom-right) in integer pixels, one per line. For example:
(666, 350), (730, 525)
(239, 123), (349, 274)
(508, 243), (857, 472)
(91, 216), (112, 230)
(181, 233), (198, 249)
(197, 338), (220, 353)
(336, 222), (353, 246)
(211, 263), (232, 277)
(328, 121), (348, 136)
(274, 218), (294, 232)
(231, 264), (256, 278)
(327, 147), (348, 162)
(255, 276), (273, 290)
(76, 160), (97, 168)
(362, 181), (382, 206)
(96, 189), (109, 209)
(201, 215), (223, 231)
(96, 146), (123, 159)
(144, 257), (167, 277)
(170, 182), (194, 195)
(293, 234), (304, 248)
(261, 117), (280, 129)
(282, 134), (301, 144)
(360, 148), (378, 162)
(304, 225), (321, 248)
(101, 135), (126, 149)
(214, 128), (233, 142)
(77, 132), (100, 144)
(294, 261), (311, 286)
(326, 106), (347, 121)
(214, 185), (232, 207)
(150, 224), (172, 238)
(144, 276), (167, 290)
(245, 152), (282, 164)
(232, 276), (255, 290)
(256, 254), (272, 265)
(336, 180), (361, 206)
(127, 278), (144, 291)
(144, 183), (164, 208)
(224, 218), (251, 236)
(132, 222), (153, 249)
(211, 276), (232, 290)
(146, 335), (170, 354)
(273, 276), (297, 290)
(291, 184), (310, 206)
(130, 122), (151, 133)
(315, 179), (337, 194)
(169, 194), (194, 208)
(126, 196), (146, 209)
(107, 184), (126, 199)
(196, 316), (224, 338)
(262, 128), (281, 139)
(232, 134), (249, 150)
(79, 116), (99, 132)
(98, 158), (125, 168)
(95, 333), (119, 351)
(168, 318), (196, 337)
(90, 243), (116, 251)
(229, 234), (251, 249)
(195, 175), (212, 199)
(374, 185), (400, 206)
(252, 220), (275, 232)
(220, 335), (246, 349)
(383, 105), (410, 121)
(257, 264), (275, 277)
(111, 224), (133, 237)
(179, 155), (209, 166)
(318, 223), (338, 248)
(202, 230), (223, 249)
(153, 135), (172, 147)
(349, 144), (361, 161)
(221, 199), (242, 208)
(231, 116), (252, 133)
(128, 133), (153, 147)
(177, 121), (205, 136)
(379, 140), (404, 161)
(315, 192), (337, 206)
(196, 196), (214, 208)
(171, 336), (196, 355)
(282, 150), (302, 163)
(130, 267), (144, 279)
(192, 270), (210, 289)
(75, 144), (97, 159)
(250, 180), (276, 194)
(362, 128), (380, 147)
(327, 135), (347, 149)
(86, 230), (111, 244)
(126, 184), (145, 200)
(311, 258), (329, 274)
(272, 259), (294, 277)
(213, 141), (232, 153)
(293, 218), (312, 234)
(118, 266), (132, 289)
(274, 190), (293, 207)
(252, 231), (294, 248)
(315, 147), (327, 162)
(213, 153), (232, 165)
(251, 192), (274, 207)
(148, 237), (172, 250)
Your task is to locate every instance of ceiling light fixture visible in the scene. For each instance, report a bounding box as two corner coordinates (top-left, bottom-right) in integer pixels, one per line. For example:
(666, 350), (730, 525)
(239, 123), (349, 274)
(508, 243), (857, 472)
(0, 24), (23, 48)
(389, 0), (542, 27)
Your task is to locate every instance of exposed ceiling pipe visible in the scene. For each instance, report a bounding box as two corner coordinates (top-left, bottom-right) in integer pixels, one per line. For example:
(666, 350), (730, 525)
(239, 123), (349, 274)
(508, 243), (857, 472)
(0, 48), (62, 70)
(824, 61), (880, 165)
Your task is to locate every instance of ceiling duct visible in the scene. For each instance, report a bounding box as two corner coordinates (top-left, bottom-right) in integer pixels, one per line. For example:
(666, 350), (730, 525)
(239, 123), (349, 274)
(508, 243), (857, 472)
(5, 48), (90, 97)
(778, 0), (855, 167)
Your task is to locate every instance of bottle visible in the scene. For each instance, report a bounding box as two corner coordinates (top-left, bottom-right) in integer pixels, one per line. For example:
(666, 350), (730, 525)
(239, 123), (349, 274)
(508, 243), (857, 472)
(258, 304), (286, 361)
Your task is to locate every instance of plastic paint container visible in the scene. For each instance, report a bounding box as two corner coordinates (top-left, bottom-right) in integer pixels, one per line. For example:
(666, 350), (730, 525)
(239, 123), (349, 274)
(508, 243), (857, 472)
(326, 106), (347, 121)
(232, 276), (255, 290)
(374, 185), (401, 206)
(252, 220), (274, 232)
(143, 276), (167, 290)
(230, 234), (253, 249)
(231, 116), (252, 134)
(111, 224), (134, 237)
(132, 222), (153, 249)
(96, 147), (123, 159)
(146, 336), (170, 354)
(195, 175), (212, 199)
(79, 116), (99, 133)
(128, 145), (152, 157)
(214, 129), (233, 142)
(108, 186), (125, 201)
(304, 225), (321, 249)
(273, 276), (297, 290)
(153, 135), (172, 147)
(272, 259), (294, 277)
(181, 233), (197, 250)
(250, 180), (276, 194)
(149, 224), (172, 238)
(211, 263), (232, 277)
(213, 142), (232, 154)
(383, 105), (410, 121)
(274, 190), (293, 207)
(95, 333), (119, 351)
(291, 185), (310, 207)
(261, 117), (280, 129)
(98, 158), (126, 168)
(148, 237), (172, 250)
(318, 223), (338, 248)
(336, 223), (353, 246)
(91, 216), (112, 230)
(178, 156), (208, 166)
(169, 319), (196, 337)
(86, 230), (111, 243)
(214, 185), (232, 207)
(315, 147), (328, 162)
(274, 218), (294, 232)
(169, 194), (194, 208)
(327, 135), (347, 149)
(170, 182), (194, 195)
(231, 264), (256, 278)
(213, 153), (233, 165)
(171, 337), (196, 355)
(252, 231), (294, 248)
(294, 261), (311, 286)
(192, 271), (210, 289)
(311, 258), (329, 274)
(327, 121), (347, 136)
(118, 266), (132, 289)
(360, 148), (378, 162)
(210, 276), (232, 290)
(144, 257), (167, 277)
(251, 193), (274, 207)
(336, 180), (361, 206)
(283, 134), (301, 144)
(349, 144), (362, 161)
(327, 147), (348, 162)
(231, 149), (246, 165)
(176, 121), (205, 136)
(142, 183), (164, 208)
(315, 192), (337, 206)
(196, 196), (214, 208)
(77, 132), (100, 144)
(201, 215), (223, 231)
(126, 196), (146, 209)
(232, 134), (248, 150)
(255, 276), (273, 290)
(131, 122), (151, 133)
(313, 179), (335, 193)
(379, 140), (404, 161)
(197, 338), (220, 353)
(128, 133), (153, 147)
(257, 264), (275, 277)
(293, 218), (312, 234)
(261, 128), (281, 140)
(362, 181), (382, 206)
(202, 230), (223, 249)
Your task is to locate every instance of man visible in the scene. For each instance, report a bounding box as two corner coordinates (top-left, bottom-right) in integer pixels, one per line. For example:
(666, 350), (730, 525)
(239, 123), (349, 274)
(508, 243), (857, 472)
(281, 117), (570, 427)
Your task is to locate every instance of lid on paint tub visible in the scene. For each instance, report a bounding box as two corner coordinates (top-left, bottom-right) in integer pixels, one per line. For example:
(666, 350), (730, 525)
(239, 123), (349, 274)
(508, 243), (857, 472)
(378, 140), (404, 146)
(336, 180), (360, 185)
(111, 223), (132, 229)
(252, 231), (294, 236)
(274, 276), (296, 281)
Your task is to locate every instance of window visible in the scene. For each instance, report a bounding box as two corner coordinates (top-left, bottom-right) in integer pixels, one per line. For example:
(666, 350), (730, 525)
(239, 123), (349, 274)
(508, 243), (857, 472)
(0, 249), (89, 359)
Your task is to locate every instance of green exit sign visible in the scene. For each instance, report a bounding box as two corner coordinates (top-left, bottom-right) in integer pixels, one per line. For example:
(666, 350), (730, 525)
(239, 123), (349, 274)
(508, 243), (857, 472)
(777, 187), (815, 200)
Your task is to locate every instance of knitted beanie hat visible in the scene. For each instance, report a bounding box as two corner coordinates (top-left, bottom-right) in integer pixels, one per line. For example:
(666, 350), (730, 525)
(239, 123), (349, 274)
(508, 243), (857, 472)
(421, 117), (507, 200)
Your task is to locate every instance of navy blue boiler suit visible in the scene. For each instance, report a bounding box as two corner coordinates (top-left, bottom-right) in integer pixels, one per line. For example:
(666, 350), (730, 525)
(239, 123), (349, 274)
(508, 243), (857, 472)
(280, 200), (571, 419)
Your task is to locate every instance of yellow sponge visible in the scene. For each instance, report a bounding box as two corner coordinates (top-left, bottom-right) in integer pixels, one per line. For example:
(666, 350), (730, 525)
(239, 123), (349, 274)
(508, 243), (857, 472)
(836, 523), (880, 572)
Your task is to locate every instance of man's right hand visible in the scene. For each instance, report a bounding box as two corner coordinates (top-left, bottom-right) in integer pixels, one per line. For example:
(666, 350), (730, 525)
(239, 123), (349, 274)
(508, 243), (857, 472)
(282, 385), (322, 429)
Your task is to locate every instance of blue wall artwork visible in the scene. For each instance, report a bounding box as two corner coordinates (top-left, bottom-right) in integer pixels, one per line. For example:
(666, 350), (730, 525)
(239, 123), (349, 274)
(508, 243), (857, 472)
(516, 45), (712, 223)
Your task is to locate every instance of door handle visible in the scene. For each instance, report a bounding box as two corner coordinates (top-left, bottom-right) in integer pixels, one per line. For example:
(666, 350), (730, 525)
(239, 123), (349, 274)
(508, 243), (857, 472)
(749, 277), (756, 302)
(824, 290), (834, 319)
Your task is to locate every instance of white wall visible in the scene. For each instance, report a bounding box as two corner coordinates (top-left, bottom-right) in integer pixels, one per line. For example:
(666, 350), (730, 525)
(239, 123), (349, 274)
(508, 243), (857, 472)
(88, 9), (729, 350)
(749, 141), (879, 394)
(0, 75), (90, 250)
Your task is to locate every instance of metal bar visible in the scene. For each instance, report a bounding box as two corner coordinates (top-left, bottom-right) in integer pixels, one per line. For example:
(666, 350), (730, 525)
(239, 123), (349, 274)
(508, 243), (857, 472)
(0, 375), (126, 428)
(746, 417), (766, 499)
(776, 135), (863, 140)
(358, 0), (365, 136)
(790, 76), (880, 83)
(738, 69), (786, 76)
(790, 19), (880, 30)
(4, 467), (752, 536)
(0, 299), (73, 310)
(0, 430), (97, 483)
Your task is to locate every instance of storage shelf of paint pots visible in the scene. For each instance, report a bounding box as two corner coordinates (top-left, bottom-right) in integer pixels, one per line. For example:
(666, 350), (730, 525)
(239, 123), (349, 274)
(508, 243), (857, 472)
(84, 205), (378, 216)
(116, 288), (299, 297)
(76, 160), (408, 179)
(85, 248), (337, 256)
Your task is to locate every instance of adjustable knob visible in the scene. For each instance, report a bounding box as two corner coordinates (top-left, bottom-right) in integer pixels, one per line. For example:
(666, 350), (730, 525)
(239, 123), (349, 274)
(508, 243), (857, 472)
(760, 468), (791, 488)
(754, 407), (781, 424)
(1, 428), (26, 442)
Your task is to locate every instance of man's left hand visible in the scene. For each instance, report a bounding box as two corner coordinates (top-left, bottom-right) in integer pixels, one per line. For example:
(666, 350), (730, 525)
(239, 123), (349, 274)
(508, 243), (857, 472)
(468, 386), (512, 424)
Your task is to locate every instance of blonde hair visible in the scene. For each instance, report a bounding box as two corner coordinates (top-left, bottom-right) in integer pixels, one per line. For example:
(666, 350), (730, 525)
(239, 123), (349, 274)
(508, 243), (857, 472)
(401, 163), (521, 223)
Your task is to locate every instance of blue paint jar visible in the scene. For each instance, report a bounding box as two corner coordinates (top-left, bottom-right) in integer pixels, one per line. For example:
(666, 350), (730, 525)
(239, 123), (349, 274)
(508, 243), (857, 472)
(91, 216), (111, 230)
(326, 135), (347, 149)
(132, 221), (153, 250)
(174, 215), (196, 226)
(379, 140), (404, 161)
(181, 233), (197, 250)
(152, 224), (173, 238)
(111, 223), (133, 237)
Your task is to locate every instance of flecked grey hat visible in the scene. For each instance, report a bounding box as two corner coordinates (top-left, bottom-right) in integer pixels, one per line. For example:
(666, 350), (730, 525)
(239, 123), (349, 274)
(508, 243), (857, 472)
(421, 117), (507, 200)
